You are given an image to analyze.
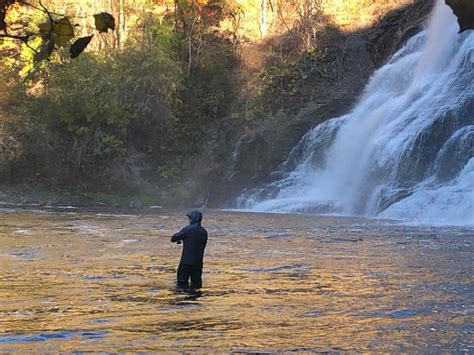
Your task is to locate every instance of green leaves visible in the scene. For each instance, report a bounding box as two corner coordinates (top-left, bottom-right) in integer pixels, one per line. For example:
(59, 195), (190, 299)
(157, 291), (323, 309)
(53, 17), (75, 47)
(0, 0), (15, 31)
(34, 17), (74, 62)
(32, 11), (116, 62)
(38, 20), (54, 36)
(34, 38), (55, 63)
(2, 1), (116, 65)
(70, 35), (93, 59)
(93, 12), (115, 33)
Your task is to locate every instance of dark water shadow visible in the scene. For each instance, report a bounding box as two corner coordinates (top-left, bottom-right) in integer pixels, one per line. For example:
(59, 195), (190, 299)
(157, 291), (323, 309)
(174, 285), (203, 302)
(244, 264), (310, 273)
(10, 251), (40, 260)
(0, 331), (106, 344)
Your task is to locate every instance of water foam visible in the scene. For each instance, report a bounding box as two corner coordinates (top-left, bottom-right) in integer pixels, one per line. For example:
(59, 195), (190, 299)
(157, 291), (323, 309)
(236, 0), (474, 226)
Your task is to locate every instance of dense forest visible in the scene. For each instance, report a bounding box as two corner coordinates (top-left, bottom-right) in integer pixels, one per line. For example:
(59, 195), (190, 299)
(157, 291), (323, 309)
(0, 0), (433, 207)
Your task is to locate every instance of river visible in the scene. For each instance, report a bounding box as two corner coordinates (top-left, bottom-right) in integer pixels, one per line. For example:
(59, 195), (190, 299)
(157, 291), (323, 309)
(0, 208), (472, 352)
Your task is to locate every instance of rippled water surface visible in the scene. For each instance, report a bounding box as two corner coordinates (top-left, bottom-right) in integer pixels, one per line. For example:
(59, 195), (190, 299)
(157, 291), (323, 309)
(0, 208), (472, 352)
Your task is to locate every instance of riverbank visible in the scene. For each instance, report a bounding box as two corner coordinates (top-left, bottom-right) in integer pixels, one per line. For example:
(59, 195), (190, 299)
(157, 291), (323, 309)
(1, 1), (433, 207)
(0, 185), (167, 210)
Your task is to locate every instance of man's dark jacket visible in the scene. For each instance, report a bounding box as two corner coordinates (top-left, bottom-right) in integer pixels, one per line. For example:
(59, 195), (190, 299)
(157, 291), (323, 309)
(171, 210), (208, 266)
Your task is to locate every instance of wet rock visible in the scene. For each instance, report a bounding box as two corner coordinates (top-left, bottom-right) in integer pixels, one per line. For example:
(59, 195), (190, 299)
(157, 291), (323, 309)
(445, 0), (474, 32)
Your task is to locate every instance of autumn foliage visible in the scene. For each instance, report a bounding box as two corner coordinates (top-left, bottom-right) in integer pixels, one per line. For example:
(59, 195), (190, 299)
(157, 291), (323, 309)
(0, 0), (466, 201)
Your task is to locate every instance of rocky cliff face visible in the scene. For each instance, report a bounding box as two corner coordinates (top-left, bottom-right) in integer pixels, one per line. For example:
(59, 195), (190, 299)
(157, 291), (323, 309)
(210, 0), (434, 206)
(0, 0), (436, 209)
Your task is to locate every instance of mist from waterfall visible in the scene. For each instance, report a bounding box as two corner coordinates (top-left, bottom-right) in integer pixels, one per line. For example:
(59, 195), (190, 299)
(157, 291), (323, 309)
(236, 0), (474, 226)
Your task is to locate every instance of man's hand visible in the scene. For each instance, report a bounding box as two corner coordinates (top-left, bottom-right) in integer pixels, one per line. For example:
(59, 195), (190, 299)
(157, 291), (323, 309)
(171, 230), (186, 244)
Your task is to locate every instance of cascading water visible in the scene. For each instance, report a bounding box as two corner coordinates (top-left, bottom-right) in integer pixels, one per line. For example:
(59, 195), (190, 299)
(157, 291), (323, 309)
(236, 0), (474, 226)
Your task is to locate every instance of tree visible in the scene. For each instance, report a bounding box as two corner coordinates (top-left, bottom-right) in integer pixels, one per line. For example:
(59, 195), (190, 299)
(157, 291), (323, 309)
(0, 0), (115, 62)
(260, 0), (266, 37)
(173, 0), (240, 76)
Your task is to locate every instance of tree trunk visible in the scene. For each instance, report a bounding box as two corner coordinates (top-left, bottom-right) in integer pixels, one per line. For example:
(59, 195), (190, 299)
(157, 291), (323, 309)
(119, 0), (126, 49)
(187, 0), (197, 77)
(8, 161), (14, 184)
(302, 0), (312, 50)
(260, 0), (267, 38)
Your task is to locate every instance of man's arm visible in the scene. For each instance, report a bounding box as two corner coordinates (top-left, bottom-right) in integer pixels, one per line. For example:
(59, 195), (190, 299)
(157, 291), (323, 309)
(171, 226), (190, 243)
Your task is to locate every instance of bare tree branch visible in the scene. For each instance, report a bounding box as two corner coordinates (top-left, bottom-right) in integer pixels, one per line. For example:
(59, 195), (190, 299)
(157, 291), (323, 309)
(0, 33), (28, 41)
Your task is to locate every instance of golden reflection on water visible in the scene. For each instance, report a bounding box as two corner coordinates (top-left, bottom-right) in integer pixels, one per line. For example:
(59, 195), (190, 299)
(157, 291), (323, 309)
(0, 209), (472, 352)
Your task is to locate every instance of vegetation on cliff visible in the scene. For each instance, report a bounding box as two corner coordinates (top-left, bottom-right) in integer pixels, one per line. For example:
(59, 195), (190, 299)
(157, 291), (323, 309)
(0, 0), (433, 206)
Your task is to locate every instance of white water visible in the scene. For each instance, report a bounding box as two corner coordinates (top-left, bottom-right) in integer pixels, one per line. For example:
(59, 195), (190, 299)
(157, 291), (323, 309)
(237, 0), (474, 226)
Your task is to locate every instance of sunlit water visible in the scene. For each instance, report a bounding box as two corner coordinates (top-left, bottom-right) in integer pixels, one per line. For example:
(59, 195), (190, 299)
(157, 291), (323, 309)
(0, 208), (472, 352)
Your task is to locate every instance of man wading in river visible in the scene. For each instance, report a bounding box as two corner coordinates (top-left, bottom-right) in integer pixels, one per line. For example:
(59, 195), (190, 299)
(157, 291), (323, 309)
(171, 210), (208, 289)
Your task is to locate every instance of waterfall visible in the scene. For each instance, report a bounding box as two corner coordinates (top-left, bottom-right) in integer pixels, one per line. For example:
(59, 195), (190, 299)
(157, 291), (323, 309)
(236, 0), (474, 226)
